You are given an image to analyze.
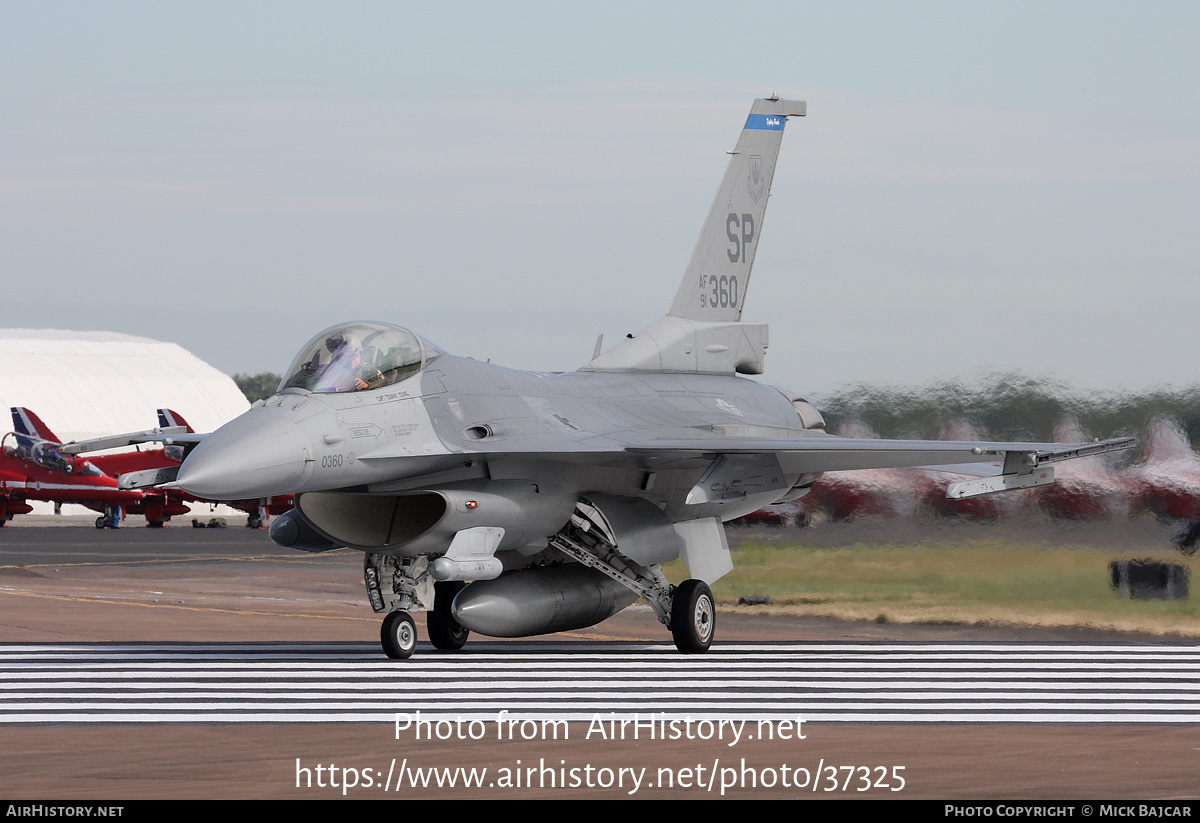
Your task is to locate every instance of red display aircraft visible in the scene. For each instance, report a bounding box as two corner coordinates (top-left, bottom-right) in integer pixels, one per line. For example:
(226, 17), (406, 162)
(1125, 418), (1200, 551)
(8, 408), (291, 528)
(1, 410), (144, 527)
(17, 410), (294, 532)
(6, 408), (190, 527)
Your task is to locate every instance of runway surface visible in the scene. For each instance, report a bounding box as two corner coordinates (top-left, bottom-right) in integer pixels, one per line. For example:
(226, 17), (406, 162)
(3, 523), (1200, 798)
(4, 640), (1199, 724)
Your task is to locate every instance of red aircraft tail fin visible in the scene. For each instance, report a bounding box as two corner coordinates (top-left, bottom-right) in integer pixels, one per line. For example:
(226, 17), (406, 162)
(157, 409), (195, 434)
(10, 408), (61, 444)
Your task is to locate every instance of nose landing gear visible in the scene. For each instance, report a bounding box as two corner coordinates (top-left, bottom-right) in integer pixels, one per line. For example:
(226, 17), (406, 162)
(381, 611), (417, 659)
(370, 554), (472, 659)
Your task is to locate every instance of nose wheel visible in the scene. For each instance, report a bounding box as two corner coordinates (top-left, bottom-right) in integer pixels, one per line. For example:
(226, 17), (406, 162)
(381, 611), (418, 659)
(670, 579), (715, 654)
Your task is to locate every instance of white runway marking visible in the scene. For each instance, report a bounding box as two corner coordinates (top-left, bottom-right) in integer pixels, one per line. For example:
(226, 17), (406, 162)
(1, 642), (1197, 724)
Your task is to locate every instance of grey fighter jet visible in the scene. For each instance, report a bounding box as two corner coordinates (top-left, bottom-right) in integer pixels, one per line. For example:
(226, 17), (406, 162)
(67, 97), (1133, 658)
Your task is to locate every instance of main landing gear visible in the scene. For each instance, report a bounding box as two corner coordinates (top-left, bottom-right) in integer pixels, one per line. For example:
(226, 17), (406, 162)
(669, 579), (715, 654)
(548, 502), (718, 655)
(377, 573), (712, 657)
(426, 581), (470, 651)
(365, 539), (716, 658)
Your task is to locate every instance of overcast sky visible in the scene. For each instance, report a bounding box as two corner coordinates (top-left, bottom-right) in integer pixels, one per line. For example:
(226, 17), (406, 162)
(2, 1), (1197, 399)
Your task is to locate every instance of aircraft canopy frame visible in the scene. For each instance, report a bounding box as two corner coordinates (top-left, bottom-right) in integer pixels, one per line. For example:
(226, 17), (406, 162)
(279, 322), (439, 395)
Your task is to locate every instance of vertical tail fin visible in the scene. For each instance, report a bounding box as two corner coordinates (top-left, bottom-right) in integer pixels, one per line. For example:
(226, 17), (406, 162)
(11, 408), (61, 444)
(157, 409), (195, 433)
(668, 97), (805, 322)
(583, 97), (804, 375)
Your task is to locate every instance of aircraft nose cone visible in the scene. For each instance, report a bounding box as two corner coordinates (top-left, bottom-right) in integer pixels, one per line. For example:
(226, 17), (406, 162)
(178, 411), (310, 499)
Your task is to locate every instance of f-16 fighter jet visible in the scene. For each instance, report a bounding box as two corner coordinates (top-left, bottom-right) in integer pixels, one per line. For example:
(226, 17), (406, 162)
(73, 97), (1133, 657)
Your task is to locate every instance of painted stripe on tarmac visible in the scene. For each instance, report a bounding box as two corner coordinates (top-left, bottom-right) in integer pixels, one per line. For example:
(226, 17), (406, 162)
(0, 641), (1196, 725)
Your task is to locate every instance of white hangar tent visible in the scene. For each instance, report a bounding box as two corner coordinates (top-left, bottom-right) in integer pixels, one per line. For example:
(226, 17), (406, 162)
(0, 329), (250, 518)
(0, 329), (249, 443)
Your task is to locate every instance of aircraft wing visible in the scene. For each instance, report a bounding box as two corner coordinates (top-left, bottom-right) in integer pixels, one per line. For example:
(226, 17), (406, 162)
(629, 435), (1133, 469)
(356, 434), (1134, 499)
(629, 435), (1136, 499)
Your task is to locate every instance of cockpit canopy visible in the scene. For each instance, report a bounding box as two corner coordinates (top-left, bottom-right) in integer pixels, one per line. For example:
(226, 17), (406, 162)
(2, 433), (102, 477)
(279, 322), (440, 394)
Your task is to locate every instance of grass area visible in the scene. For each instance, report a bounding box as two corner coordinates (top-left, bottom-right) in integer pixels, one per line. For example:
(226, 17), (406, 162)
(663, 537), (1200, 636)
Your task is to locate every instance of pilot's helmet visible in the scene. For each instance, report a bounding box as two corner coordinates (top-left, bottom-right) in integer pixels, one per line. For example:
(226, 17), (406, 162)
(326, 333), (361, 356)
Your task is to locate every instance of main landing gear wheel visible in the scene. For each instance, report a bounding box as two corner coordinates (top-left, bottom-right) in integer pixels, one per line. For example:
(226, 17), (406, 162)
(671, 579), (715, 654)
(427, 581), (470, 651)
(381, 611), (418, 659)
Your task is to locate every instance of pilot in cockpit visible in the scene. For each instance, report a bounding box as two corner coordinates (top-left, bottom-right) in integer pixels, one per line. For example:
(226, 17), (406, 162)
(280, 322), (433, 394)
(324, 332), (385, 392)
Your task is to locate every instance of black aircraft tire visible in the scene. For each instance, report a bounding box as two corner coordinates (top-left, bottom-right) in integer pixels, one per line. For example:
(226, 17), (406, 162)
(427, 581), (470, 651)
(381, 611), (418, 659)
(671, 579), (715, 654)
